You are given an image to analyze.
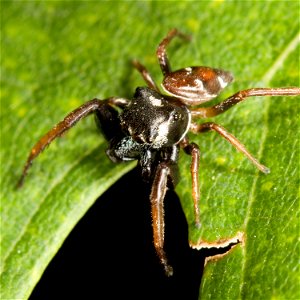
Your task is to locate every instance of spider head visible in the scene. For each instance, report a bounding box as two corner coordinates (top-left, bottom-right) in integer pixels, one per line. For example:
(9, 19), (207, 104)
(120, 87), (191, 149)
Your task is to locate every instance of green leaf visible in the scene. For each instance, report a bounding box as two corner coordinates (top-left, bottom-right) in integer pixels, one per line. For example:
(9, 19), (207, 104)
(1, 1), (299, 299)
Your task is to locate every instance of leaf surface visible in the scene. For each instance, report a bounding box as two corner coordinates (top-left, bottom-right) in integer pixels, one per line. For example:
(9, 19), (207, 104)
(1, 2), (299, 299)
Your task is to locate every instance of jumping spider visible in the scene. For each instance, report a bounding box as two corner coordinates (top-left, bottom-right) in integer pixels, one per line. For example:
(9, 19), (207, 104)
(18, 29), (300, 276)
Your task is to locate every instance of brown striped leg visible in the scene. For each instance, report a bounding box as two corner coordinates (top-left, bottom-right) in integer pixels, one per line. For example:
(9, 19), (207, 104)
(156, 28), (191, 76)
(150, 162), (174, 276)
(132, 60), (160, 92)
(180, 137), (201, 228)
(17, 97), (127, 187)
(191, 87), (300, 118)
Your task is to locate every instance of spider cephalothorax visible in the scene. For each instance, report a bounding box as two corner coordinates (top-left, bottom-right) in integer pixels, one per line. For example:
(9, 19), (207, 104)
(18, 29), (300, 276)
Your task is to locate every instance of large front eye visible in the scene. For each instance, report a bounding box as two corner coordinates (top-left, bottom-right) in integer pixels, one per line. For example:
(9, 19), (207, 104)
(162, 66), (233, 105)
(172, 112), (180, 121)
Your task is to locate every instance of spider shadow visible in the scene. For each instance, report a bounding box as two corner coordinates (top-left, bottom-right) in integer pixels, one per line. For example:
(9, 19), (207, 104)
(29, 167), (205, 300)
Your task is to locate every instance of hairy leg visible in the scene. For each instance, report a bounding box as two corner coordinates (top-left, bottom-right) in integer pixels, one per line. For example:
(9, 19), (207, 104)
(156, 28), (190, 76)
(180, 137), (201, 228)
(191, 87), (300, 118)
(150, 162), (174, 276)
(18, 97), (127, 187)
(132, 59), (160, 92)
(190, 122), (270, 174)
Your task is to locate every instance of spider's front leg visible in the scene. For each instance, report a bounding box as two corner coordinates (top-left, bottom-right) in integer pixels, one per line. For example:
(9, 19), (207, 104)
(150, 159), (179, 277)
(17, 97), (128, 187)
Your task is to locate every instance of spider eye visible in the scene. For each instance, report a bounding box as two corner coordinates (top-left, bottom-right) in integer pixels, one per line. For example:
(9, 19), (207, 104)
(173, 112), (180, 121)
(162, 66), (233, 105)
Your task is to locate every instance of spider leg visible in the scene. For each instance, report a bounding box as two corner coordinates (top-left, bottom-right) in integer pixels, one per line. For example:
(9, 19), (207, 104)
(180, 137), (201, 228)
(150, 161), (175, 276)
(17, 97), (127, 187)
(156, 28), (191, 76)
(190, 122), (270, 174)
(191, 87), (300, 118)
(132, 60), (160, 92)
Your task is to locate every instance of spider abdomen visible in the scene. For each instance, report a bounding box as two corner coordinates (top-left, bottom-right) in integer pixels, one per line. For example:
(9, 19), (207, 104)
(162, 66), (233, 105)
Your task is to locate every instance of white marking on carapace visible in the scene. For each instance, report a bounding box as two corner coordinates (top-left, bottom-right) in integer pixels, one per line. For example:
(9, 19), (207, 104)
(176, 108), (191, 144)
(149, 95), (163, 107)
(151, 116), (169, 147)
(185, 67), (193, 73)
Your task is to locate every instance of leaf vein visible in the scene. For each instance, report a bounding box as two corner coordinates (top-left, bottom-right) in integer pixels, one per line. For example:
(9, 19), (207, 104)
(1, 142), (103, 276)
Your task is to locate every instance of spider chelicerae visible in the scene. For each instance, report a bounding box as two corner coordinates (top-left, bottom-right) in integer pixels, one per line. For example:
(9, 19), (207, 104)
(18, 29), (300, 276)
